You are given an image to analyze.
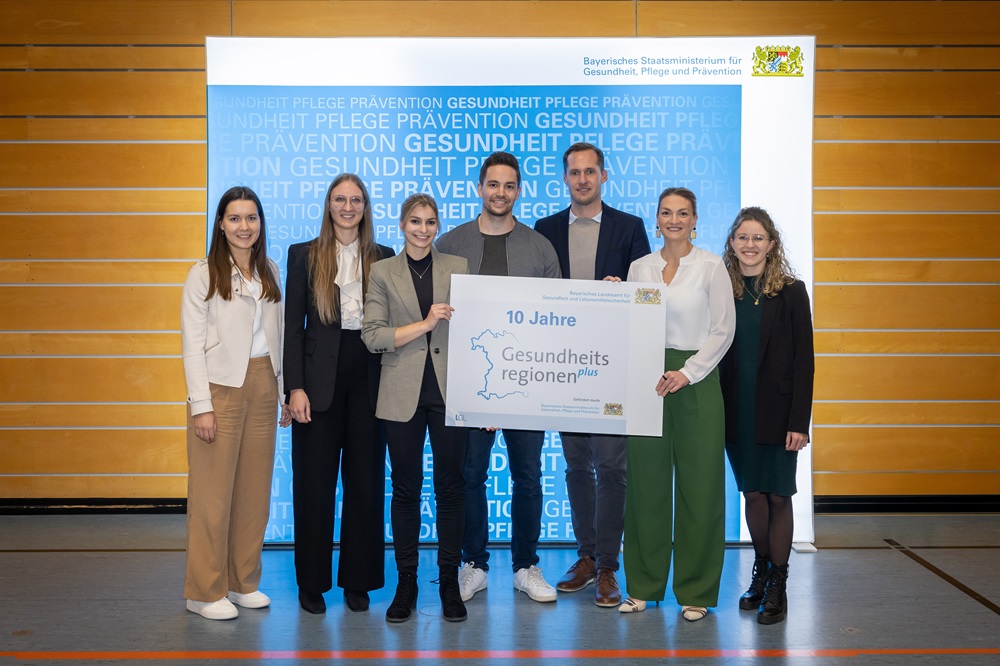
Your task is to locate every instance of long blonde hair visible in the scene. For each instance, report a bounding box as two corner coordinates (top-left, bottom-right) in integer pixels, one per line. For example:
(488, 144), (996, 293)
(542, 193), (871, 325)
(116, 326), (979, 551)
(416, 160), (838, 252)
(308, 174), (381, 324)
(722, 206), (796, 299)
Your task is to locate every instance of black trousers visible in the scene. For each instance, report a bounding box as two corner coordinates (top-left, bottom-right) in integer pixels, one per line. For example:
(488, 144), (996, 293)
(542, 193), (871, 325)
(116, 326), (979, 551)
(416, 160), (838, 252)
(383, 367), (467, 570)
(291, 330), (386, 594)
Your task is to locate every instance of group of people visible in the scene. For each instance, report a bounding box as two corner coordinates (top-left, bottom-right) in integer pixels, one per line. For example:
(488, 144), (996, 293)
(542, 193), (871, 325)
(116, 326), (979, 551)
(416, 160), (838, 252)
(179, 143), (814, 627)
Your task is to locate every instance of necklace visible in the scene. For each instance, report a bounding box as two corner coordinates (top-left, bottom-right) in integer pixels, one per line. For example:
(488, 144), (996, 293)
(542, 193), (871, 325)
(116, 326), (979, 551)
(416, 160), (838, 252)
(745, 283), (763, 305)
(408, 262), (431, 279)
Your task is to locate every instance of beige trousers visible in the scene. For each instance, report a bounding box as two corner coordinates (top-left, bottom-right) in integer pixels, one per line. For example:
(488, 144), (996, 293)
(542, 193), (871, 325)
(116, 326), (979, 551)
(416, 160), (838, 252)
(184, 357), (277, 602)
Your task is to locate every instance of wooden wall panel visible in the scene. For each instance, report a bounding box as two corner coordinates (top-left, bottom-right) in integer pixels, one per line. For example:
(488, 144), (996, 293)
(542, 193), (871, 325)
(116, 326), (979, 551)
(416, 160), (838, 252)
(815, 331), (1000, 355)
(814, 402), (1000, 426)
(0, 72), (206, 116)
(0, 359), (184, 402)
(815, 118), (1000, 141)
(813, 286), (999, 329)
(0, 333), (180, 357)
(0, 118), (206, 142)
(815, 190), (1000, 213)
(637, 2), (1000, 45)
(0, 191), (206, 215)
(1, 430), (186, 474)
(233, 1), (638, 37)
(1, 217), (205, 259)
(0, 476), (187, 499)
(813, 215), (1000, 258)
(815, 260), (1000, 284)
(815, 72), (1000, 116)
(815, 356), (1000, 402)
(816, 46), (1000, 71)
(0, 403), (184, 428)
(813, 427), (1000, 471)
(4, 45), (205, 70)
(0, 262), (191, 285)
(813, 473), (1000, 496)
(0, 0), (230, 44)
(815, 144), (1000, 188)
(0, 0), (997, 502)
(0, 287), (181, 331)
(0, 144), (205, 189)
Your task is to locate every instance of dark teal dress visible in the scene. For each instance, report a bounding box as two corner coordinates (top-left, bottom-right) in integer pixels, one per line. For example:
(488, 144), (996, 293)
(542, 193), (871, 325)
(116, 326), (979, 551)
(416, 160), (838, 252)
(725, 276), (798, 496)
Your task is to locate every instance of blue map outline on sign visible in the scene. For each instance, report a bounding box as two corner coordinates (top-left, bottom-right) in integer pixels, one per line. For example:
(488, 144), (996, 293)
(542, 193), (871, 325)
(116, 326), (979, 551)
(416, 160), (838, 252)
(470, 329), (528, 400)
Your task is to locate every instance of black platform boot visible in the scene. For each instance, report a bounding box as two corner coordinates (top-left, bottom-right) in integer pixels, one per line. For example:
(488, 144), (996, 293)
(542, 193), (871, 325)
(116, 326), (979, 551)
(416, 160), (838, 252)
(757, 563), (788, 625)
(386, 570), (418, 623)
(739, 555), (769, 610)
(439, 566), (468, 622)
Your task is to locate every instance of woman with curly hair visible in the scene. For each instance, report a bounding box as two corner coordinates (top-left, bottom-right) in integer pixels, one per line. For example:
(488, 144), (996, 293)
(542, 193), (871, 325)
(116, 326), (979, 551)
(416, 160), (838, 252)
(720, 206), (815, 625)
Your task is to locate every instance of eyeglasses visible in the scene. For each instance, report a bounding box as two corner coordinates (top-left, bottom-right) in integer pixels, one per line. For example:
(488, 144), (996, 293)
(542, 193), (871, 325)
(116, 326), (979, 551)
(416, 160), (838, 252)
(332, 195), (365, 207)
(734, 234), (770, 245)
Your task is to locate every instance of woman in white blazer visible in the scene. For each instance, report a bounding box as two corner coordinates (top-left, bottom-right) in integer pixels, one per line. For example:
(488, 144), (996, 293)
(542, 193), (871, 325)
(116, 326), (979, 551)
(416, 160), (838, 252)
(180, 186), (290, 620)
(362, 194), (468, 623)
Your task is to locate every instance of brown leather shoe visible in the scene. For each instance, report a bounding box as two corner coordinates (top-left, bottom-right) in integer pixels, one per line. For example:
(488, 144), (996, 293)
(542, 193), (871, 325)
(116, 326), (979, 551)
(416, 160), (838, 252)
(555, 556), (597, 592)
(594, 568), (622, 607)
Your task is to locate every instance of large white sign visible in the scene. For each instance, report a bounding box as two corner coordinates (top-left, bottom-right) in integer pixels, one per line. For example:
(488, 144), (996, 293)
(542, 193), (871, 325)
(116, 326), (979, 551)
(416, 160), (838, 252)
(446, 275), (667, 435)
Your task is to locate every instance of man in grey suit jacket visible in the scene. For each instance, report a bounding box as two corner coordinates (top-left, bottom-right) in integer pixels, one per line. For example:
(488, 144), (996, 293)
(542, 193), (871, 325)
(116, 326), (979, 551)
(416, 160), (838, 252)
(534, 142), (651, 608)
(436, 151), (562, 605)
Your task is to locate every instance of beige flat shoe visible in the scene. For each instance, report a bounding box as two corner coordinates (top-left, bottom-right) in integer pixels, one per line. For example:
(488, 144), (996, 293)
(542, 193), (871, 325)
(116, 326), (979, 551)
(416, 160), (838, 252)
(618, 597), (647, 613)
(682, 605), (707, 621)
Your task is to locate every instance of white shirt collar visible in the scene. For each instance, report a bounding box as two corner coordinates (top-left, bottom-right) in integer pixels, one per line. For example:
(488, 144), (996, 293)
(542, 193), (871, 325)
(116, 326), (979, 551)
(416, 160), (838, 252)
(568, 208), (604, 225)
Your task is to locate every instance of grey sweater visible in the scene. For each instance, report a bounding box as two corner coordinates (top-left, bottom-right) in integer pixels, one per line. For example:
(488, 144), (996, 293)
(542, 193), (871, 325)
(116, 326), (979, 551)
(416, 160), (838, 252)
(436, 217), (562, 279)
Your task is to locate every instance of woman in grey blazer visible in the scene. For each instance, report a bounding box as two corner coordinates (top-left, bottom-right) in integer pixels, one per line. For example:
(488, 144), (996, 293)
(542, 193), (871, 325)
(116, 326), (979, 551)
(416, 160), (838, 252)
(362, 194), (469, 623)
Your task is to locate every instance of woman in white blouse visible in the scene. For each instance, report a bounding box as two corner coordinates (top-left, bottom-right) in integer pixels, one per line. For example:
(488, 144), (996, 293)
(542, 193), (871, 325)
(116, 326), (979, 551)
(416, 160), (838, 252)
(181, 186), (290, 620)
(618, 187), (736, 622)
(283, 174), (394, 614)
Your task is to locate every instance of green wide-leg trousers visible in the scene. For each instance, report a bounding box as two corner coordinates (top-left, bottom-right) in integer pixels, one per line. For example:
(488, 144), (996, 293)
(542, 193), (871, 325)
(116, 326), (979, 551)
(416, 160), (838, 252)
(623, 349), (726, 607)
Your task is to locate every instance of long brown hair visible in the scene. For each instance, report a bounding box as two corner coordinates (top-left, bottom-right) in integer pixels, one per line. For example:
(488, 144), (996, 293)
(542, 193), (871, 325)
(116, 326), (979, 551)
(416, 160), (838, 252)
(722, 206), (795, 299)
(205, 186), (281, 302)
(308, 174), (382, 325)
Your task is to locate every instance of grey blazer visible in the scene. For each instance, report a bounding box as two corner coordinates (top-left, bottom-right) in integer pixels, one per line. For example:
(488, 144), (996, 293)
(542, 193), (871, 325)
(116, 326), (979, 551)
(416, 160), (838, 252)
(361, 248), (468, 422)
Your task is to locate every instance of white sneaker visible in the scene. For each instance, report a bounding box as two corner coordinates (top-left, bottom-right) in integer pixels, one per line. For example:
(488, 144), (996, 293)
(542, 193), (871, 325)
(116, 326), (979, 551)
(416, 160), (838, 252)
(186, 597), (238, 620)
(228, 590), (271, 609)
(513, 565), (557, 603)
(458, 562), (488, 601)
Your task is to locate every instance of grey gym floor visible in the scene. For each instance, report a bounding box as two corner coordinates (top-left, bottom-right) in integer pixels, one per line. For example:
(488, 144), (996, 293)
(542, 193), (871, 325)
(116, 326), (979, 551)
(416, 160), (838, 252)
(1, 514), (998, 665)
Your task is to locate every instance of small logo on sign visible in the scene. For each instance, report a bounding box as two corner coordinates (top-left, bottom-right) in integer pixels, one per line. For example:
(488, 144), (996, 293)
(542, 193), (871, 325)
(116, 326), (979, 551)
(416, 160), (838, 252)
(752, 45), (804, 77)
(634, 288), (661, 305)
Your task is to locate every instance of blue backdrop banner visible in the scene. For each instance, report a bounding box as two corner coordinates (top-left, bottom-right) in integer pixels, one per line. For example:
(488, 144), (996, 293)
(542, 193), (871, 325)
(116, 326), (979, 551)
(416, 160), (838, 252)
(205, 36), (815, 545)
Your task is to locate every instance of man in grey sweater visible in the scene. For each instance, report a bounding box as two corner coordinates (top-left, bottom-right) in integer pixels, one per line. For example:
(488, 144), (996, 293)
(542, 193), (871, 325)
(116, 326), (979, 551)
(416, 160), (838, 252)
(436, 151), (561, 604)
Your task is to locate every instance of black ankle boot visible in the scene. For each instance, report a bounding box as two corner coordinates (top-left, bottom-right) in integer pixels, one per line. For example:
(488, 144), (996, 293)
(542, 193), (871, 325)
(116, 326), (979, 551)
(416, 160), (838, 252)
(386, 570), (418, 623)
(439, 566), (467, 622)
(757, 563), (788, 625)
(739, 555), (769, 610)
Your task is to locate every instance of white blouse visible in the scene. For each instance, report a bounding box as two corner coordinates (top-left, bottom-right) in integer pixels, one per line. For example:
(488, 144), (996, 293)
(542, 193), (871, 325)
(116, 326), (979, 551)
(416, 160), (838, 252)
(241, 272), (270, 359)
(335, 239), (364, 330)
(627, 246), (736, 384)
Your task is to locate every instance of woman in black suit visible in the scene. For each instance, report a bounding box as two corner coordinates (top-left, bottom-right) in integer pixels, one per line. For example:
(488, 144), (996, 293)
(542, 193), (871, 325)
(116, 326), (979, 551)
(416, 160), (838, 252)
(720, 206), (814, 625)
(283, 173), (394, 614)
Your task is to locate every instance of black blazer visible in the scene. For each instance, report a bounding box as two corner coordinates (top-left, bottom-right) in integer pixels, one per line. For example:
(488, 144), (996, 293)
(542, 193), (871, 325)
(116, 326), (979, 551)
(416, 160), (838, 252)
(720, 279), (815, 446)
(282, 240), (395, 411)
(534, 203), (650, 280)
